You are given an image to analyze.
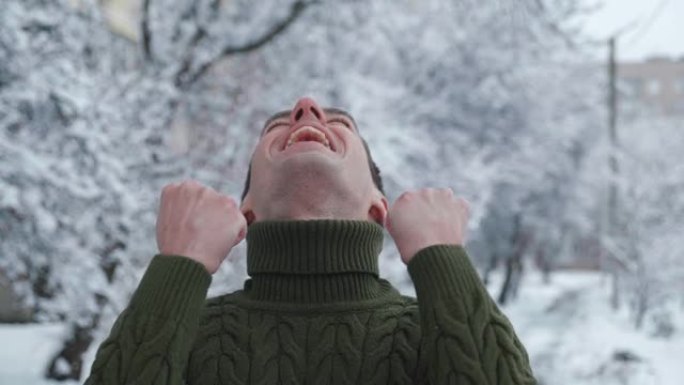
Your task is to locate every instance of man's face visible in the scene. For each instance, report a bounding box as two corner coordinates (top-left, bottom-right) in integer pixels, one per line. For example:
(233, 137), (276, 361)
(241, 97), (387, 224)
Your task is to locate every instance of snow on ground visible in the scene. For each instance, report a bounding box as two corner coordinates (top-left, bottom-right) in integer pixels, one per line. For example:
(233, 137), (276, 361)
(0, 323), (77, 385)
(1, 270), (682, 384)
(493, 270), (684, 385)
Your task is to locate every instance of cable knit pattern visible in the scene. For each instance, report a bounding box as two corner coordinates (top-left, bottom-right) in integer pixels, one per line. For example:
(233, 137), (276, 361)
(408, 245), (536, 385)
(85, 221), (535, 385)
(86, 255), (211, 385)
(186, 294), (422, 384)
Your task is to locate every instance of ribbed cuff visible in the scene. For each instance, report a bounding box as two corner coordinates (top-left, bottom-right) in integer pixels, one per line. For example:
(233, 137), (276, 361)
(407, 245), (484, 306)
(129, 255), (211, 325)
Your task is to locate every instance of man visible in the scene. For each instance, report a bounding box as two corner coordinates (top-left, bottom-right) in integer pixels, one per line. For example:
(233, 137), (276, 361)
(86, 97), (536, 384)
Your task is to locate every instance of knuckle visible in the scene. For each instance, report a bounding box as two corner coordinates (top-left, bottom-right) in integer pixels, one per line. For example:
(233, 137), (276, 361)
(425, 188), (438, 197)
(160, 183), (177, 199)
(181, 179), (200, 189)
(217, 196), (237, 211)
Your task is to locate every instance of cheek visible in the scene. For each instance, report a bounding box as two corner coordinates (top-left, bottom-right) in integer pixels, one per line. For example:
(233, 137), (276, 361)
(256, 135), (281, 160)
(249, 146), (272, 183)
(347, 148), (375, 187)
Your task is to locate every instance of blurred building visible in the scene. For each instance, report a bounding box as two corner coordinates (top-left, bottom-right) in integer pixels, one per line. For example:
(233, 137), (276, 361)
(619, 56), (684, 116)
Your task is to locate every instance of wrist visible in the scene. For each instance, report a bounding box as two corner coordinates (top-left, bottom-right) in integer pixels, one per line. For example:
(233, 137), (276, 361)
(131, 255), (212, 322)
(399, 239), (463, 264)
(407, 245), (479, 303)
(160, 252), (219, 274)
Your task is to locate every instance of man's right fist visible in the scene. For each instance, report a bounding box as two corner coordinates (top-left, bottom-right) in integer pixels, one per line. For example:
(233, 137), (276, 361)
(156, 180), (247, 274)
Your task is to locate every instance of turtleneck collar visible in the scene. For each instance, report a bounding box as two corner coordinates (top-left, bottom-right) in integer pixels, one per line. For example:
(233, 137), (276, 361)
(244, 220), (385, 303)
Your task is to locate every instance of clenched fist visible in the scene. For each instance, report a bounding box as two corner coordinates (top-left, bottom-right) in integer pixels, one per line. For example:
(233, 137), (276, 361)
(156, 180), (247, 274)
(387, 188), (469, 264)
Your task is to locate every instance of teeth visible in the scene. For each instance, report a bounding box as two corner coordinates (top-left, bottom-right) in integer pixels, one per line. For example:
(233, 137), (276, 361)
(286, 126), (330, 149)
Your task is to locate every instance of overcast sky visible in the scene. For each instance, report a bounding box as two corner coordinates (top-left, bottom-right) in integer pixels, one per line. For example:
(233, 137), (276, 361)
(581, 0), (684, 61)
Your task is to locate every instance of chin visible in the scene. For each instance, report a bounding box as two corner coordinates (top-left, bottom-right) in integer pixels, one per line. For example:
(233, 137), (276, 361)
(268, 161), (347, 198)
(277, 152), (340, 174)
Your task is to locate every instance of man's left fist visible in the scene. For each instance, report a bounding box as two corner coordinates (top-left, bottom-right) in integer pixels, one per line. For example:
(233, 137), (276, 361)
(387, 188), (469, 264)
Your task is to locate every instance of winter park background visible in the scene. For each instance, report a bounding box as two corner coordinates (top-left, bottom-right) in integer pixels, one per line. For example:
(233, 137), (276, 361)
(1, 0), (684, 384)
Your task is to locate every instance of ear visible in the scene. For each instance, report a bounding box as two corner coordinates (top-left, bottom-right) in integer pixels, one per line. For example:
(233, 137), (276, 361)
(368, 190), (389, 226)
(240, 194), (257, 225)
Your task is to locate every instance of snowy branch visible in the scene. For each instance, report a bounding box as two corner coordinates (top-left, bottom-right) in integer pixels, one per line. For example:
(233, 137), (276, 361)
(174, 0), (312, 88)
(141, 0), (153, 61)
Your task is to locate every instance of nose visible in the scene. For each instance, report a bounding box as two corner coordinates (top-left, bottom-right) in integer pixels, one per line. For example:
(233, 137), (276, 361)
(290, 97), (327, 126)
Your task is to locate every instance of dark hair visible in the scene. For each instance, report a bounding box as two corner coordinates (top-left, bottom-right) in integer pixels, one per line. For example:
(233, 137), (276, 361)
(240, 137), (384, 200)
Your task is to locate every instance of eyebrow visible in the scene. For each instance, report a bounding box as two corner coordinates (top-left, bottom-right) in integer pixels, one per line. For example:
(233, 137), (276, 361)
(261, 108), (358, 135)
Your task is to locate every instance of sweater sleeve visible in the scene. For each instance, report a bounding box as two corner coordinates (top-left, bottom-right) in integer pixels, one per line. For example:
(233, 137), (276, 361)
(407, 245), (536, 385)
(85, 255), (211, 385)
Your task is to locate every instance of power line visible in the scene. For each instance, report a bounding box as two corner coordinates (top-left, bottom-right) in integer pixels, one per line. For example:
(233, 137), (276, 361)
(624, 0), (670, 46)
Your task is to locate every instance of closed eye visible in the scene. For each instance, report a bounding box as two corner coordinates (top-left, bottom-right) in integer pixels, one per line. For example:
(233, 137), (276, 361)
(264, 120), (288, 135)
(328, 118), (354, 131)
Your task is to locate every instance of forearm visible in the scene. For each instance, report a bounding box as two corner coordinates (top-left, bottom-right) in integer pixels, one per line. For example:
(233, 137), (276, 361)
(408, 245), (536, 385)
(85, 255), (211, 385)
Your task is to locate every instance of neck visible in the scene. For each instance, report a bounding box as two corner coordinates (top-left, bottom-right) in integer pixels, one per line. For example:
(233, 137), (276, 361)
(255, 163), (369, 221)
(259, 191), (367, 222)
(244, 220), (385, 303)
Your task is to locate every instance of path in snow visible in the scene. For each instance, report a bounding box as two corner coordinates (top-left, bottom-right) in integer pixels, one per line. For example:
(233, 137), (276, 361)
(500, 271), (683, 385)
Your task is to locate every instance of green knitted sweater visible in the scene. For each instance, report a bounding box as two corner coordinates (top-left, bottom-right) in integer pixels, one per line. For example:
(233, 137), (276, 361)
(85, 220), (535, 384)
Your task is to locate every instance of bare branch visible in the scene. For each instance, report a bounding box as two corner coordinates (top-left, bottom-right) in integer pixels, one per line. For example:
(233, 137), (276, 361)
(529, 0), (579, 49)
(175, 0), (311, 88)
(172, 1), (199, 44)
(141, 0), (153, 61)
(209, 0), (221, 14)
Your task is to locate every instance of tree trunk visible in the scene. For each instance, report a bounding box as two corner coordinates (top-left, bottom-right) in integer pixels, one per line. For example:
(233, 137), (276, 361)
(498, 214), (530, 305)
(483, 253), (498, 286)
(498, 253), (525, 305)
(45, 320), (98, 381)
(45, 293), (107, 381)
(610, 270), (620, 310)
(498, 257), (516, 305)
(45, 239), (123, 381)
(535, 246), (551, 284)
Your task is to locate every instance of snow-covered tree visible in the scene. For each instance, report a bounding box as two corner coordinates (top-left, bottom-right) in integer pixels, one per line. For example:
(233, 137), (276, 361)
(608, 113), (684, 331)
(2, 0), (648, 381)
(1, 0), (312, 379)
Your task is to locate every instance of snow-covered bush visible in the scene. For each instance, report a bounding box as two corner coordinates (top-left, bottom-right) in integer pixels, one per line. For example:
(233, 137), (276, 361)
(5, 0), (681, 381)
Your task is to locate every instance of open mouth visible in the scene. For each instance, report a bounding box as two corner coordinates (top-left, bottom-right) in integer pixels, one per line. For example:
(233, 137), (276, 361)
(285, 126), (333, 151)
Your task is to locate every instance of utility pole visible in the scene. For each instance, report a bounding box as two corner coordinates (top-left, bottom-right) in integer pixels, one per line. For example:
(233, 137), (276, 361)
(599, 3), (664, 311)
(607, 36), (620, 309)
(608, 37), (618, 226)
